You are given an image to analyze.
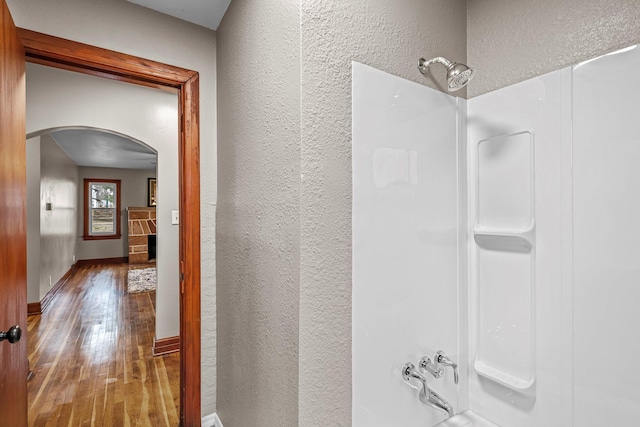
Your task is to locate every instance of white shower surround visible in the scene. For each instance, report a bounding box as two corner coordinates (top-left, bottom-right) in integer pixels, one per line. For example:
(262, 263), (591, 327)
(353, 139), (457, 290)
(353, 43), (640, 426)
(352, 62), (464, 427)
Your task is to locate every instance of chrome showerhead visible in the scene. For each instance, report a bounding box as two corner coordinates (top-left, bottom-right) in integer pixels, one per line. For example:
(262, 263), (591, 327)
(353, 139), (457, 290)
(418, 57), (475, 92)
(445, 63), (475, 91)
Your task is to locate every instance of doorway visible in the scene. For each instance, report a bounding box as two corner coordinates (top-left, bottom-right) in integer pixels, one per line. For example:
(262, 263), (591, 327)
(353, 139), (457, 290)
(20, 29), (202, 425)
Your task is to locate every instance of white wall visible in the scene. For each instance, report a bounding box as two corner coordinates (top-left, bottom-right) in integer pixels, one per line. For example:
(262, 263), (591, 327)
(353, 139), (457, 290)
(76, 166), (156, 260)
(38, 134), (80, 301)
(572, 44), (640, 426)
(8, 0), (217, 412)
(26, 63), (179, 342)
(352, 63), (464, 426)
(26, 136), (41, 303)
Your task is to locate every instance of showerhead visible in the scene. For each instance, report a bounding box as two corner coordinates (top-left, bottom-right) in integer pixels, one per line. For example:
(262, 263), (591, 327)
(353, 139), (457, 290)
(418, 57), (475, 92)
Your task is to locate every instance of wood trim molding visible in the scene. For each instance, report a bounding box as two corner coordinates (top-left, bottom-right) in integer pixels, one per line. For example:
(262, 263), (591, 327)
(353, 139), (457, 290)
(18, 29), (202, 426)
(40, 264), (77, 314)
(18, 29), (195, 90)
(75, 257), (129, 267)
(27, 302), (42, 316)
(153, 335), (180, 356)
(180, 74), (202, 426)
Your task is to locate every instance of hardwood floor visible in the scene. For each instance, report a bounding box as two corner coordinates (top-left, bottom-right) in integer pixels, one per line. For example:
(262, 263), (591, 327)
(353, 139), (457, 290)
(27, 264), (180, 426)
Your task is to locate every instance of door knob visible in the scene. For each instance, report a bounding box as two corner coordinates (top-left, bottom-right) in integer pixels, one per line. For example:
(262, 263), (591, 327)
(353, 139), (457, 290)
(0, 325), (22, 343)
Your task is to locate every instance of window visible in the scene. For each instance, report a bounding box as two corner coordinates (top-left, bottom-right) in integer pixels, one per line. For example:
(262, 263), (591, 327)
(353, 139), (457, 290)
(83, 179), (121, 240)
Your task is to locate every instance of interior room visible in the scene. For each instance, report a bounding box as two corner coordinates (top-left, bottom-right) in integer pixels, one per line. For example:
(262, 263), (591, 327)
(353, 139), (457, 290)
(24, 61), (181, 423)
(1, 0), (639, 426)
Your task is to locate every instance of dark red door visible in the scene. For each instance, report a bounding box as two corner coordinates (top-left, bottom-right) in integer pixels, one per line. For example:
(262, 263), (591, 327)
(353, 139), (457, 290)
(0, 0), (28, 425)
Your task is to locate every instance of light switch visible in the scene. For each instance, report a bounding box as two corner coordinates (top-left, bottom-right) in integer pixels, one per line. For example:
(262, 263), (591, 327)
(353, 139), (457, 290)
(171, 210), (179, 225)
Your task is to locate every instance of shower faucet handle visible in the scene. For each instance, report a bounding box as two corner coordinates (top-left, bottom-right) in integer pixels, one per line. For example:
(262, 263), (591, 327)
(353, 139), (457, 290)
(434, 350), (459, 385)
(419, 356), (444, 379)
(403, 362), (429, 387)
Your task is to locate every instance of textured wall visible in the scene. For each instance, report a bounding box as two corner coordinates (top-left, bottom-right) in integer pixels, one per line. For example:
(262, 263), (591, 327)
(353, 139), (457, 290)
(9, 0), (218, 413)
(39, 134), (79, 301)
(216, 0), (300, 426)
(299, 1), (467, 425)
(467, 0), (640, 97)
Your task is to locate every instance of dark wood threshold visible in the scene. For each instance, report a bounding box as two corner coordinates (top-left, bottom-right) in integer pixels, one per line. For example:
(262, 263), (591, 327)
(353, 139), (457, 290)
(27, 301), (42, 316)
(76, 257), (129, 267)
(153, 335), (180, 356)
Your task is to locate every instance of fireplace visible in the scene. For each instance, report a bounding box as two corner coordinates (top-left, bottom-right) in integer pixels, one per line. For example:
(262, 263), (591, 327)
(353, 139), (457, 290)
(148, 234), (157, 261)
(127, 207), (156, 264)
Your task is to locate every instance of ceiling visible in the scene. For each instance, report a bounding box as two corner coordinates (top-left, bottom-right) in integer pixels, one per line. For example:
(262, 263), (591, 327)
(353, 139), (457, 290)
(50, 129), (157, 170)
(127, 0), (232, 30)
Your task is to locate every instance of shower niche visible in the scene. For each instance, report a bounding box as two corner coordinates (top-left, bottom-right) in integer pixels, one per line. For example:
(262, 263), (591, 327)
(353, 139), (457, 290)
(466, 63), (568, 426)
(473, 131), (536, 394)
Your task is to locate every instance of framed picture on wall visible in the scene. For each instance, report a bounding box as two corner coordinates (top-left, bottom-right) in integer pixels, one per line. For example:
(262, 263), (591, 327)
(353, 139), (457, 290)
(148, 178), (157, 207)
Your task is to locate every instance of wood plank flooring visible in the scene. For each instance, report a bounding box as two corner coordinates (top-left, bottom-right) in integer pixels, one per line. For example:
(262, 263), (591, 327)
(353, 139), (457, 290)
(27, 264), (180, 426)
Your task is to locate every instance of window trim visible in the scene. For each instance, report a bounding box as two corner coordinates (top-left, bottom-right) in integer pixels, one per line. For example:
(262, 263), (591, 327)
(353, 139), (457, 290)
(83, 178), (121, 240)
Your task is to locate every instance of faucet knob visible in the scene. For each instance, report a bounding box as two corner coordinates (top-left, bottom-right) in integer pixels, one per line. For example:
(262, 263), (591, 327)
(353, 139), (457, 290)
(403, 362), (429, 389)
(435, 351), (459, 384)
(419, 356), (444, 378)
(402, 362), (416, 382)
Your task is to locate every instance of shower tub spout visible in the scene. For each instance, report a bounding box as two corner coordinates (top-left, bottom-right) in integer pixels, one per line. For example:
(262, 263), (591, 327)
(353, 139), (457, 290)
(402, 362), (454, 418)
(420, 386), (454, 418)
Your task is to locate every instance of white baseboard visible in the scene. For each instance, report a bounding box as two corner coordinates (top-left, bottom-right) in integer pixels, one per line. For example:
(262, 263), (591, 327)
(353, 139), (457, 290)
(202, 412), (223, 427)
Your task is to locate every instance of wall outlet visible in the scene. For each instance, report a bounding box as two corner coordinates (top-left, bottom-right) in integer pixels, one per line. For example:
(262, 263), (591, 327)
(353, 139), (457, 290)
(72, 255), (76, 263)
(49, 276), (52, 288)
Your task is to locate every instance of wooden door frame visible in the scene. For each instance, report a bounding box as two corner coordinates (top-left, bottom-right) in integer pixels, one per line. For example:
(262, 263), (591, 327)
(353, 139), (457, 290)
(18, 29), (202, 426)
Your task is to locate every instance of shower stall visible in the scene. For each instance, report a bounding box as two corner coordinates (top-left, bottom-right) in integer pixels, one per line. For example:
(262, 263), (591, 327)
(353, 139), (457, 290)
(352, 44), (640, 427)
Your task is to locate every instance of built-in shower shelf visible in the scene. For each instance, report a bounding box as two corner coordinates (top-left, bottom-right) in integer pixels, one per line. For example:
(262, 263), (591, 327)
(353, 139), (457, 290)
(475, 360), (536, 393)
(473, 129), (536, 399)
(473, 225), (535, 252)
